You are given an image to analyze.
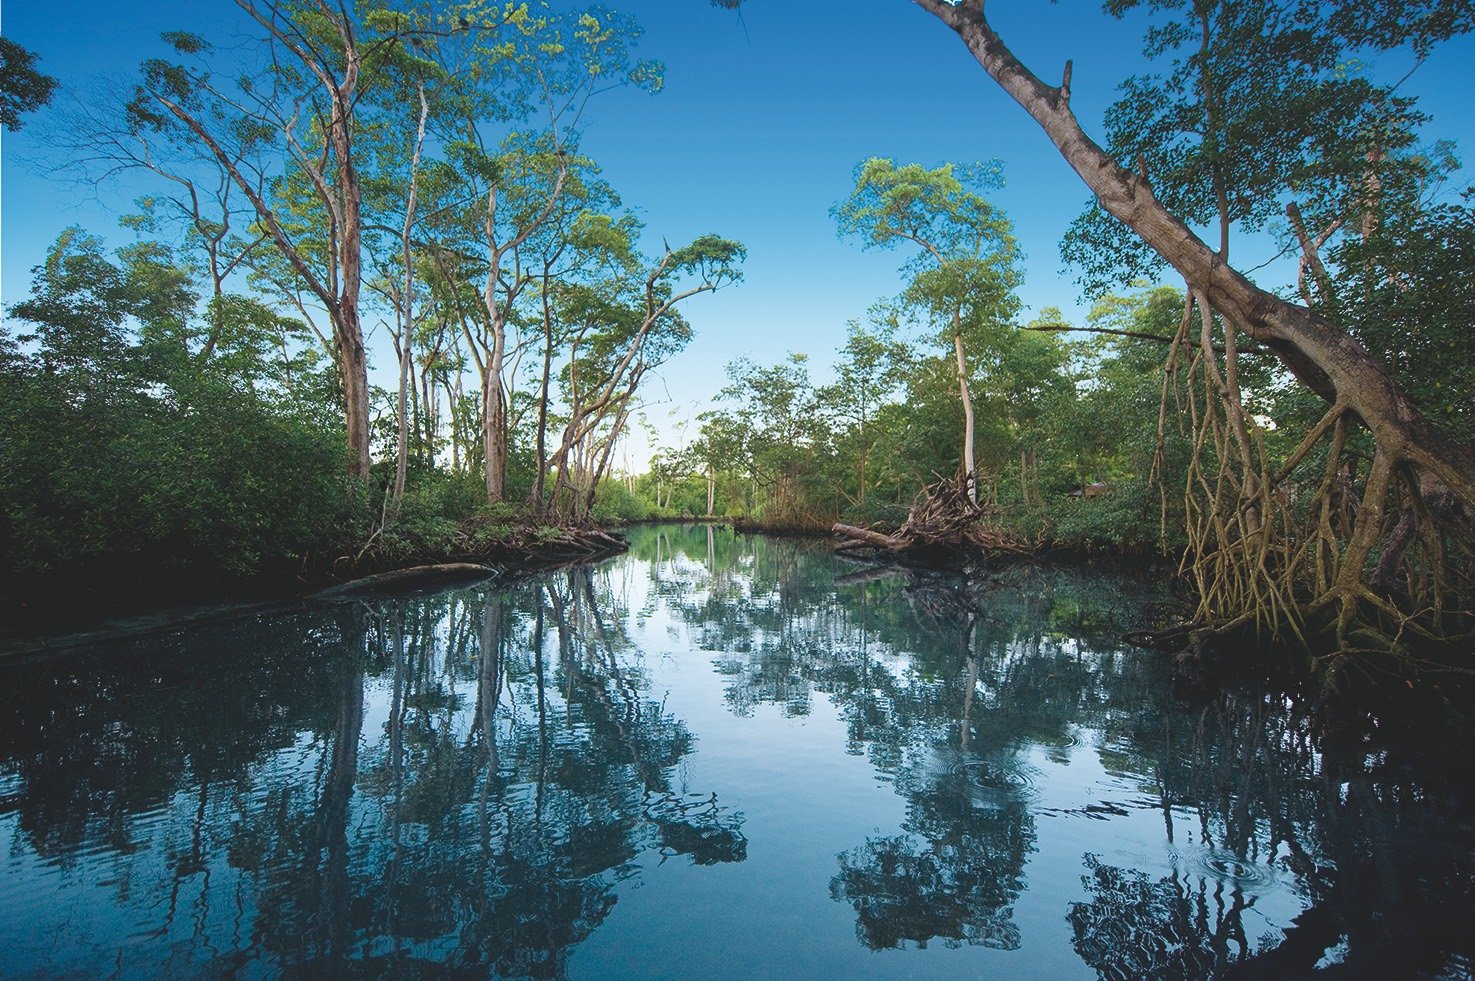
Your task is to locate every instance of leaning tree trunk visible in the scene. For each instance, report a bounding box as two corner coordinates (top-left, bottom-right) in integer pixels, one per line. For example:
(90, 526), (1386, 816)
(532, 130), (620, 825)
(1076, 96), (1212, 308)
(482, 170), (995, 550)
(914, 0), (1475, 650)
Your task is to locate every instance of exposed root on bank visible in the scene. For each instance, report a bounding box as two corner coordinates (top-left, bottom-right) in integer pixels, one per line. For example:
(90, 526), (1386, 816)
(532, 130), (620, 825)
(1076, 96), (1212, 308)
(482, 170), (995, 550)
(832, 475), (1025, 563)
(1147, 289), (1475, 673)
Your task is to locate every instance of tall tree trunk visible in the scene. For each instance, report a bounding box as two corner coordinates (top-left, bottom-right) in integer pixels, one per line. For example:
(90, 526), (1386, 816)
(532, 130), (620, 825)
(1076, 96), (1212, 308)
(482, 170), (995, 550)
(338, 303), (372, 480)
(483, 362), (507, 503)
(394, 332), (411, 504)
(954, 323), (978, 505)
(393, 86), (430, 504)
(422, 364), (436, 468)
(584, 405), (629, 520)
(534, 270), (556, 511)
(329, 41), (370, 481)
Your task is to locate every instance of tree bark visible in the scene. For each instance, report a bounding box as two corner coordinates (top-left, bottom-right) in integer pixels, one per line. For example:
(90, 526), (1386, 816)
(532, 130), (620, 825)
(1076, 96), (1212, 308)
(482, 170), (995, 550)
(954, 325), (978, 505)
(833, 523), (903, 550)
(393, 86), (430, 505)
(533, 268), (556, 511)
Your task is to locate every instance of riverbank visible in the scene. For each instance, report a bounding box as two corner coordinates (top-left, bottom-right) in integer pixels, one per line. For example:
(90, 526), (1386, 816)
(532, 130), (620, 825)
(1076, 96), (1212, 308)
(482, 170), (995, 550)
(0, 523), (629, 656)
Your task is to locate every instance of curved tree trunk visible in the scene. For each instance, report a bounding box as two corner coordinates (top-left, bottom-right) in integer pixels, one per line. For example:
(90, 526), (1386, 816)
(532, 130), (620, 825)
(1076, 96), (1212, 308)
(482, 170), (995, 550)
(913, 0), (1475, 514)
(913, 0), (1475, 646)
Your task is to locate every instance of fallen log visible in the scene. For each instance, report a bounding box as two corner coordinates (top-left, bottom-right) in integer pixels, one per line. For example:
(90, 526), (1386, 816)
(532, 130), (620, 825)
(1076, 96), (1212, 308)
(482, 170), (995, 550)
(832, 523), (903, 551)
(313, 563), (500, 599)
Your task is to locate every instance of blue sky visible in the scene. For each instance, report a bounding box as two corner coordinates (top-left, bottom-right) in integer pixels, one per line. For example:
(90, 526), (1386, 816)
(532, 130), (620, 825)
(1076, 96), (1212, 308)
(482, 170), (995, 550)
(3, 0), (1473, 456)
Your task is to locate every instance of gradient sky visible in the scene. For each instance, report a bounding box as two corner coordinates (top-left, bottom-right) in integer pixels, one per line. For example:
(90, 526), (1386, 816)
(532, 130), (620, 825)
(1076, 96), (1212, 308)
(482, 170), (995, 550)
(3, 0), (1472, 458)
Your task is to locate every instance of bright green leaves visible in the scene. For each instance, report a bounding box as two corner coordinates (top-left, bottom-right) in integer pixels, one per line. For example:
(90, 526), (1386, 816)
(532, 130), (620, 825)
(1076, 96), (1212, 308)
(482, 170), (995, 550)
(834, 156), (1022, 346)
(833, 157), (1008, 259)
(447, 138), (504, 185)
(665, 234), (746, 288)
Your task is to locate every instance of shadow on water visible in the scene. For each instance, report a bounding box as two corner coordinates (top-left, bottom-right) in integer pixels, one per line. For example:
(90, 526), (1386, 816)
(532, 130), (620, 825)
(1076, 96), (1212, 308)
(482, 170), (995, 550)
(1, 522), (1471, 977)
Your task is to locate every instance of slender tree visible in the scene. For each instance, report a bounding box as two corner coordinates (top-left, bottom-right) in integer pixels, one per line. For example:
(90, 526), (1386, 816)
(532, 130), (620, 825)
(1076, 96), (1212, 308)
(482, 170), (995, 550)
(834, 158), (1022, 505)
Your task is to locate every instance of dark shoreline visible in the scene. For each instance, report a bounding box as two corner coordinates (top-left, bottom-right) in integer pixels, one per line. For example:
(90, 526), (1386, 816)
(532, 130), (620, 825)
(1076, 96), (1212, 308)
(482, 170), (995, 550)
(0, 528), (630, 658)
(1, 516), (1170, 657)
(4, 520), (1472, 771)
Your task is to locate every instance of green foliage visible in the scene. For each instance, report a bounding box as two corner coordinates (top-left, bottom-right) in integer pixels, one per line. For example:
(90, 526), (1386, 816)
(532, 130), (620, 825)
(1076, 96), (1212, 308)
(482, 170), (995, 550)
(1065, 0), (1460, 298)
(589, 479), (651, 523)
(662, 281), (1197, 554)
(834, 157), (1021, 340)
(0, 36), (59, 131)
(1327, 195), (1475, 445)
(1, 231), (352, 593)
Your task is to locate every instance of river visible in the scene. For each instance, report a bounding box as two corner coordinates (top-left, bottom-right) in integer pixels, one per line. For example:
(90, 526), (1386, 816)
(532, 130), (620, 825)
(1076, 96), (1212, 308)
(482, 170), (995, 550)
(1, 524), (1471, 977)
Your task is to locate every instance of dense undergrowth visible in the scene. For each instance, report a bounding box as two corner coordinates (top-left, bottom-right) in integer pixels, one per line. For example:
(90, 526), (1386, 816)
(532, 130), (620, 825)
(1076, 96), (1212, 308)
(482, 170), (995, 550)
(0, 235), (624, 622)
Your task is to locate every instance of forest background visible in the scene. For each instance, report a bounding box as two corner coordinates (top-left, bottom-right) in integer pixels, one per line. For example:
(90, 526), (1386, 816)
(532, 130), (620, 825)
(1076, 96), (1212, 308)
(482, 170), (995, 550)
(2, 0), (1472, 656)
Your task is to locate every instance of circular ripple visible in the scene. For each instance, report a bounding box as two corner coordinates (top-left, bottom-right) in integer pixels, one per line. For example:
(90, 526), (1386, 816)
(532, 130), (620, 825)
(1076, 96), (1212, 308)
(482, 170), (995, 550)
(1198, 849), (1275, 887)
(952, 760), (1039, 797)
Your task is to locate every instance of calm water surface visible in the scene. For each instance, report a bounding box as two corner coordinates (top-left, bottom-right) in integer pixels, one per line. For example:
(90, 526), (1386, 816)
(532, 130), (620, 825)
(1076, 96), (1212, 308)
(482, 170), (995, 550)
(2, 525), (1472, 978)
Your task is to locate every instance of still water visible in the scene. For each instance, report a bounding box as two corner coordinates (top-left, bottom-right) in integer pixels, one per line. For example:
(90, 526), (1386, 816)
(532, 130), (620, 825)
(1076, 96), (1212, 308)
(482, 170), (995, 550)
(2, 525), (1472, 978)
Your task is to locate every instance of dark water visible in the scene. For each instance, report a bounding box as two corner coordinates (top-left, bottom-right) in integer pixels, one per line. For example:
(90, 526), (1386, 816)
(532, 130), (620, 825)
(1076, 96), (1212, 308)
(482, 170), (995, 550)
(2, 526), (1473, 979)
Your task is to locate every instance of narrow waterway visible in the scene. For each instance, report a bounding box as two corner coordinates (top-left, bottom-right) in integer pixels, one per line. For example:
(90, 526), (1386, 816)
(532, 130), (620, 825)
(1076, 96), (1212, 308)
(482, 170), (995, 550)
(2, 525), (1471, 978)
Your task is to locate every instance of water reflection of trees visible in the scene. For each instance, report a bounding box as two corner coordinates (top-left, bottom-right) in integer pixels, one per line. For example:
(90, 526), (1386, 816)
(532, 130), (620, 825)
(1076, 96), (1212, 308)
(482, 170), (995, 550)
(0, 564), (744, 977)
(644, 525), (1475, 975)
(644, 527), (1167, 954)
(6, 526), (1473, 976)
(1071, 692), (1475, 979)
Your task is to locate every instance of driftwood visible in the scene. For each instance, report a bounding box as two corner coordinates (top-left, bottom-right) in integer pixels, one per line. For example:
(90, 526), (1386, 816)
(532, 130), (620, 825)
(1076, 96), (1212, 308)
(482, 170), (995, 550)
(313, 563), (501, 599)
(832, 476), (1024, 559)
(832, 524), (901, 551)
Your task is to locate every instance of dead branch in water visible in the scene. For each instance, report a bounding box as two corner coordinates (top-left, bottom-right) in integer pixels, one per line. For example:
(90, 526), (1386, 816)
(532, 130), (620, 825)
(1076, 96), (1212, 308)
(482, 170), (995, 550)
(833, 475), (1025, 559)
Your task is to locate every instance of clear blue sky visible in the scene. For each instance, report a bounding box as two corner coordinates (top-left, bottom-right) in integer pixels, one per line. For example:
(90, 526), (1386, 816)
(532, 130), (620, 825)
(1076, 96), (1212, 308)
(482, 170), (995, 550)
(3, 0), (1473, 456)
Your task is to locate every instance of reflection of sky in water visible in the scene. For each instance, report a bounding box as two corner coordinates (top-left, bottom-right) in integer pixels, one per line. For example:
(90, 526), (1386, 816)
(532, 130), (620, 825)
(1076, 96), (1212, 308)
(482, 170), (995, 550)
(2, 524), (1472, 978)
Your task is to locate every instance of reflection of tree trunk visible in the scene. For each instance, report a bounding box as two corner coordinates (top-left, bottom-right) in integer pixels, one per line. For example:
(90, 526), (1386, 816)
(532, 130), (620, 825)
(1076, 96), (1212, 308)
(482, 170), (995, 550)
(960, 615), (979, 750)
(533, 599), (548, 826)
(316, 659), (363, 965)
(479, 593), (505, 774)
(574, 568), (660, 791)
(387, 611), (406, 951)
(544, 580), (579, 726)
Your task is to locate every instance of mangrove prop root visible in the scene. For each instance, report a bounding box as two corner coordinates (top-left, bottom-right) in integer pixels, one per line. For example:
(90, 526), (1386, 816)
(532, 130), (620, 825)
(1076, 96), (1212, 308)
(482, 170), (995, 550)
(1165, 295), (1474, 662)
